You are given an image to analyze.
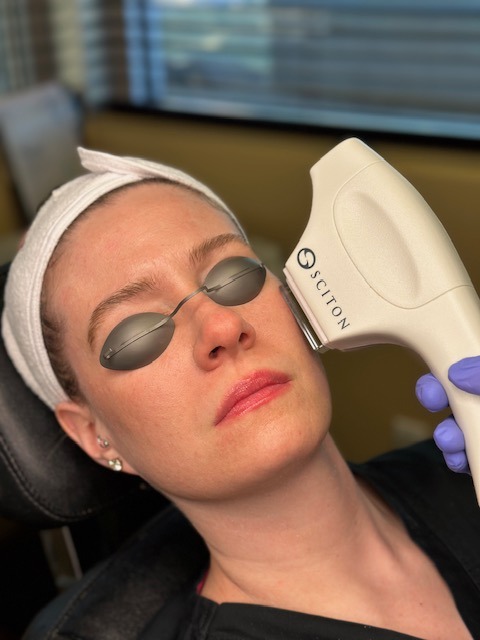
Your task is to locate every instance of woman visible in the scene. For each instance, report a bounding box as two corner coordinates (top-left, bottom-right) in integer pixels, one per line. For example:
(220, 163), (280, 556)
(2, 147), (478, 639)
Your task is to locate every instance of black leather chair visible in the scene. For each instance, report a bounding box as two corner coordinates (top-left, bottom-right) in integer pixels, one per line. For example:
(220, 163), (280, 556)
(0, 262), (208, 639)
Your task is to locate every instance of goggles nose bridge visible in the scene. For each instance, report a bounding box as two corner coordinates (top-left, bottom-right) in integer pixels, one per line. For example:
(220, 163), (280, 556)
(168, 284), (208, 321)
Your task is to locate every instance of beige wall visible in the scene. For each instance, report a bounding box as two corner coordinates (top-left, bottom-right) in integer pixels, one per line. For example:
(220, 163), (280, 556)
(2, 109), (480, 461)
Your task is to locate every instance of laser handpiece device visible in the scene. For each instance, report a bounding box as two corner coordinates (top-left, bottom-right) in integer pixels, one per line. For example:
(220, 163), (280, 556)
(282, 138), (480, 503)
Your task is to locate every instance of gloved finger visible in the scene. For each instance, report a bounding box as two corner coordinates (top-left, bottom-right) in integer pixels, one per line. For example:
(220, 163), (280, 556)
(433, 416), (465, 453)
(442, 450), (470, 475)
(416, 373), (449, 412)
(448, 356), (480, 395)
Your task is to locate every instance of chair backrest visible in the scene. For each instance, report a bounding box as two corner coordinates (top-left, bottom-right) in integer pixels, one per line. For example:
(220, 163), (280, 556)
(24, 505), (208, 640)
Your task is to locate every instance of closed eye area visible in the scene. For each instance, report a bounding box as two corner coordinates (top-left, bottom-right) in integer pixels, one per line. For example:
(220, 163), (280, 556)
(100, 256), (266, 371)
(88, 232), (248, 351)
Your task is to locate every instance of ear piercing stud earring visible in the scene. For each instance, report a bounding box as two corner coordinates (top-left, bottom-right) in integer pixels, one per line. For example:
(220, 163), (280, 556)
(97, 435), (110, 449)
(97, 435), (122, 471)
(108, 458), (123, 472)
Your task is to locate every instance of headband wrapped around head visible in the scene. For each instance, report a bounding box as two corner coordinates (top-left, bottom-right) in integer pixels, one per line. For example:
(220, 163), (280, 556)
(2, 147), (246, 410)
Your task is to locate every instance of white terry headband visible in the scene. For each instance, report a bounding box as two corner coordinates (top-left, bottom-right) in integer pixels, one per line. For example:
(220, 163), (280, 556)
(2, 147), (247, 411)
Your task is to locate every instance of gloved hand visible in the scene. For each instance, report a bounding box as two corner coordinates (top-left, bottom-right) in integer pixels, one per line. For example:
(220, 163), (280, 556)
(415, 356), (480, 474)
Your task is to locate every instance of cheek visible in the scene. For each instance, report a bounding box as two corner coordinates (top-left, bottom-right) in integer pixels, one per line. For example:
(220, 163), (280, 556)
(81, 352), (204, 451)
(260, 284), (311, 348)
(85, 377), (195, 484)
(91, 374), (215, 496)
(264, 285), (332, 409)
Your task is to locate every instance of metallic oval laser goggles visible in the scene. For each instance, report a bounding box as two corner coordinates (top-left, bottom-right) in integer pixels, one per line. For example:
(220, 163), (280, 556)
(100, 256), (266, 371)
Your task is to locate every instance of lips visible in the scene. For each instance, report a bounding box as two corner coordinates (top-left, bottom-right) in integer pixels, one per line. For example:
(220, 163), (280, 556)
(214, 370), (291, 426)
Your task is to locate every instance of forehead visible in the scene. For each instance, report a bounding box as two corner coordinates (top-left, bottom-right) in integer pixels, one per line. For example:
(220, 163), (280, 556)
(46, 182), (243, 313)
(59, 181), (240, 264)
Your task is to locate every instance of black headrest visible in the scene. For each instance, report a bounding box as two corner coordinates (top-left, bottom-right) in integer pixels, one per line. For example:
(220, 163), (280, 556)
(0, 263), (149, 527)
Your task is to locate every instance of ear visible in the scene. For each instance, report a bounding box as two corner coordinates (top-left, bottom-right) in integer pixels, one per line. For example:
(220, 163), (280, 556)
(54, 400), (137, 475)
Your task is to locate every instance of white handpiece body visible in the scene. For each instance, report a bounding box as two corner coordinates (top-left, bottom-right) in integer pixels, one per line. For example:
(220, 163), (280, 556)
(283, 138), (480, 503)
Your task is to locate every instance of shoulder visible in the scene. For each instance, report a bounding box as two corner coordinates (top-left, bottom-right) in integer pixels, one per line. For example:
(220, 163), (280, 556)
(354, 439), (472, 498)
(352, 439), (480, 540)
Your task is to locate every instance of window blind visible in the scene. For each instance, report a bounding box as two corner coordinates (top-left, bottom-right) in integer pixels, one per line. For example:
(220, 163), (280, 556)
(126, 0), (480, 139)
(2, 0), (480, 141)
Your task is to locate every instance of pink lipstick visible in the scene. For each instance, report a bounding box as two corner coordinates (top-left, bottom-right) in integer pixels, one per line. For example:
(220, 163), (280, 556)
(215, 370), (290, 426)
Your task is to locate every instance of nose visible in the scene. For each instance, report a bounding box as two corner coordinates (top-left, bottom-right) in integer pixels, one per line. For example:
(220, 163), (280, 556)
(191, 298), (256, 371)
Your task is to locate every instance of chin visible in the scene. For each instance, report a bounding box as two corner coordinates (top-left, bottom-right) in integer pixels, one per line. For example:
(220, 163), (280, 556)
(238, 412), (328, 484)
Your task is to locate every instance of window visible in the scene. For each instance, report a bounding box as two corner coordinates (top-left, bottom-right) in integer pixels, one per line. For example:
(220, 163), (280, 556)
(2, 0), (480, 141)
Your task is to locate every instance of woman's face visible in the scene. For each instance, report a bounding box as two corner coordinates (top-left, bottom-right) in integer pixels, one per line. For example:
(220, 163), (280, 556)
(49, 183), (332, 503)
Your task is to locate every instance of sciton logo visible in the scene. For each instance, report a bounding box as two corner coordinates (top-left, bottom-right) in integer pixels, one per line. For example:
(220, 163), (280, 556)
(297, 248), (316, 269)
(295, 247), (351, 332)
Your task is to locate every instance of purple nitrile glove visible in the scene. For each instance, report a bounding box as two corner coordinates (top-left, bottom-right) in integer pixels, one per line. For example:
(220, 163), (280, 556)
(415, 356), (480, 474)
(449, 356), (480, 395)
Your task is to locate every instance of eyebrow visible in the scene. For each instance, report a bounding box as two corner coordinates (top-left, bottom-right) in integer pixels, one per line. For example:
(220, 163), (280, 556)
(87, 232), (247, 349)
(188, 232), (246, 268)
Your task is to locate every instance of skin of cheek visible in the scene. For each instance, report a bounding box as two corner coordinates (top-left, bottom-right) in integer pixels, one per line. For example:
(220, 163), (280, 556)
(78, 284), (333, 503)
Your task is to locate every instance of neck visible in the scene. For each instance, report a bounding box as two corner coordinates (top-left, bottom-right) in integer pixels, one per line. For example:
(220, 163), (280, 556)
(169, 437), (473, 640)
(174, 434), (394, 606)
